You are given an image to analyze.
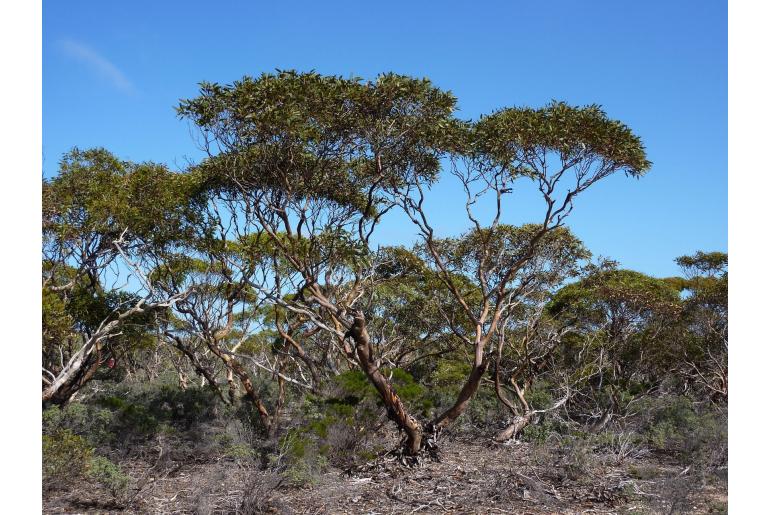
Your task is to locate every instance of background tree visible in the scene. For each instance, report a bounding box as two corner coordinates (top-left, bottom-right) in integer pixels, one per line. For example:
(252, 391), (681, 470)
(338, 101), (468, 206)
(545, 265), (683, 431)
(673, 251), (728, 402)
(42, 148), (204, 404)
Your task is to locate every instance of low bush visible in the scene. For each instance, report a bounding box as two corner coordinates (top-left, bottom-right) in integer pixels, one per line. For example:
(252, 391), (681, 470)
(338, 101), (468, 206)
(42, 403), (115, 446)
(272, 429), (328, 487)
(639, 395), (727, 475)
(553, 435), (597, 481)
(86, 455), (131, 498)
(42, 429), (93, 490)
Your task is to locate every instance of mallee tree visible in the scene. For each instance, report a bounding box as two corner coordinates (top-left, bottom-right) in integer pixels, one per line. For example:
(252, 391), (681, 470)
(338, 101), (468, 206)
(174, 71), (650, 456)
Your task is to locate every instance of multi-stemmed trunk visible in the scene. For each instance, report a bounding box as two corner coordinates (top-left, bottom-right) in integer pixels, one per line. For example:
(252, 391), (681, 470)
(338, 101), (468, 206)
(346, 313), (493, 456)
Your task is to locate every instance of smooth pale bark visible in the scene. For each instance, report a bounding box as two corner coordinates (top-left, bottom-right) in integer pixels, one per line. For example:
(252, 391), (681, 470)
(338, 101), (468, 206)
(43, 318), (119, 404)
(495, 394), (570, 441)
(43, 293), (188, 405)
(43, 345), (102, 405)
(494, 414), (533, 442)
(207, 342), (272, 431)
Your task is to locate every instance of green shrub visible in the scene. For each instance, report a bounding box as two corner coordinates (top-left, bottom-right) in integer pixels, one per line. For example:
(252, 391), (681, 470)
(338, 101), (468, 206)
(43, 403), (115, 446)
(273, 430), (328, 487)
(526, 381), (555, 411)
(100, 395), (160, 436)
(520, 417), (566, 444)
(42, 429), (93, 489)
(641, 395), (727, 473)
(217, 432), (258, 462)
(87, 456), (130, 498)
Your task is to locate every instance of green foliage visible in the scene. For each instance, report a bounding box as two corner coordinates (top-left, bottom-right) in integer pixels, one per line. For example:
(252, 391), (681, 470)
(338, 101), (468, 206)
(274, 429), (329, 487)
(548, 269), (681, 323)
(178, 71), (460, 212)
(472, 100), (650, 177)
(640, 396), (727, 471)
(520, 418), (565, 445)
(86, 456), (131, 498)
(526, 381), (556, 411)
(223, 442), (258, 461)
(99, 395), (161, 436)
(42, 414), (131, 497)
(97, 384), (222, 436)
(429, 225), (590, 294)
(43, 403), (116, 446)
(43, 147), (207, 250)
(42, 429), (93, 488)
(326, 368), (430, 415)
(43, 384), (224, 452)
(676, 251), (727, 278)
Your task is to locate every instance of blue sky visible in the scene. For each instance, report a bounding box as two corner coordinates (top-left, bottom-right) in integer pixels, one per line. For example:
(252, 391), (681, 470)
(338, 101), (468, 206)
(43, 0), (726, 278)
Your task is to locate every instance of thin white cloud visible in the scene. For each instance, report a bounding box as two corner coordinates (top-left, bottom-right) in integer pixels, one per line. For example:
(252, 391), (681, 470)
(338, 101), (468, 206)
(58, 39), (136, 94)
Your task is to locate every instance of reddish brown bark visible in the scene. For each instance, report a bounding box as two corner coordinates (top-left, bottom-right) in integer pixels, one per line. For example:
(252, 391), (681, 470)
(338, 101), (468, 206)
(431, 362), (489, 431)
(347, 311), (424, 455)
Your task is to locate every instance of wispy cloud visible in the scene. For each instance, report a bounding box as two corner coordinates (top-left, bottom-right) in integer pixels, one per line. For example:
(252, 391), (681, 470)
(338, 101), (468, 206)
(58, 39), (136, 94)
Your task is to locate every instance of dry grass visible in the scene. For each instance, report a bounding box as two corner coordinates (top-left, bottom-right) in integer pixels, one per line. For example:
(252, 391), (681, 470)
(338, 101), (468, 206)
(43, 434), (726, 514)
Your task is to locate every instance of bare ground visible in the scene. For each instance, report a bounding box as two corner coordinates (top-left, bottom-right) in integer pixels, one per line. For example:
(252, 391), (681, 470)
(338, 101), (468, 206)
(43, 436), (726, 514)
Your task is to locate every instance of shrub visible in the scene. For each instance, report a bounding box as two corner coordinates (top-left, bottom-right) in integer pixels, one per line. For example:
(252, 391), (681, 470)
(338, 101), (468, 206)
(640, 395), (727, 475)
(87, 456), (131, 498)
(627, 464), (660, 480)
(552, 435), (597, 481)
(42, 403), (115, 446)
(215, 428), (258, 462)
(272, 429), (328, 487)
(42, 429), (93, 490)
(594, 431), (647, 464)
(520, 417), (567, 444)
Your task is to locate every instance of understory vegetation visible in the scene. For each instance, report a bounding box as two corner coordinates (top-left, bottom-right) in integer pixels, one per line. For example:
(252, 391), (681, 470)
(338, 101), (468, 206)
(42, 71), (726, 513)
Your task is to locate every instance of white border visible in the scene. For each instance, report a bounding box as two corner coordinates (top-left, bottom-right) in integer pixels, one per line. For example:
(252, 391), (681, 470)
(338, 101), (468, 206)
(0, 0), (42, 510)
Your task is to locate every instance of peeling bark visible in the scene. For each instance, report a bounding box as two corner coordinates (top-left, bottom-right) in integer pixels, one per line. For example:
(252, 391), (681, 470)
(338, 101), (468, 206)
(346, 310), (424, 455)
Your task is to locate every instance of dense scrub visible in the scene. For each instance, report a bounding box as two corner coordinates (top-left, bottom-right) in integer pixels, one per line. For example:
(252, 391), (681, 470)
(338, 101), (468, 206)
(42, 372), (726, 513)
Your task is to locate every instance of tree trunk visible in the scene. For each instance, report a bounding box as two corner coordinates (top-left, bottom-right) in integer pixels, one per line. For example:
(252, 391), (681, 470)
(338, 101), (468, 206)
(347, 311), (423, 455)
(207, 342), (273, 432)
(168, 334), (229, 404)
(430, 361), (489, 431)
(494, 413), (533, 442)
(43, 340), (103, 405)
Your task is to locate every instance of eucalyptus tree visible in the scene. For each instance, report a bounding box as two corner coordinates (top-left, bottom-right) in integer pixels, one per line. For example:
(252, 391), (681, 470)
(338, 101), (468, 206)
(42, 148), (204, 404)
(545, 267), (682, 430)
(178, 71), (650, 455)
(673, 251), (728, 402)
(395, 102), (651, 440)
(178, 71), (458, 454)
